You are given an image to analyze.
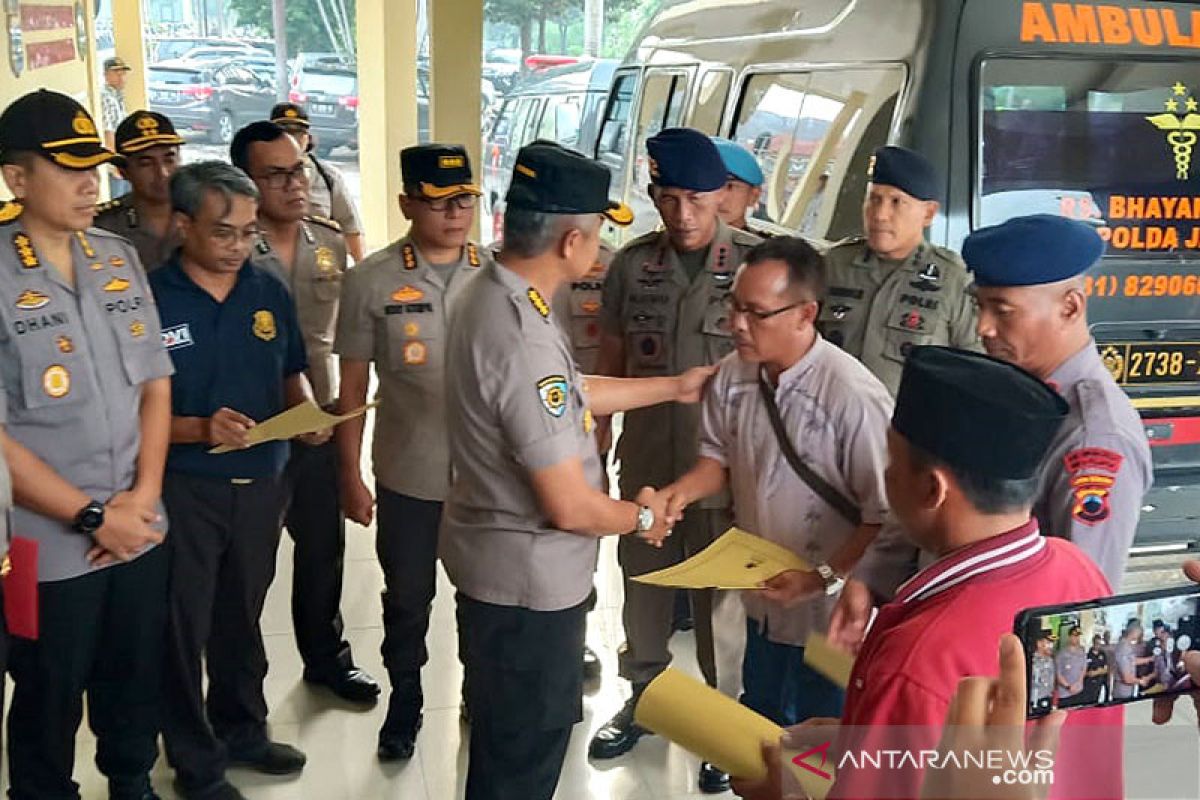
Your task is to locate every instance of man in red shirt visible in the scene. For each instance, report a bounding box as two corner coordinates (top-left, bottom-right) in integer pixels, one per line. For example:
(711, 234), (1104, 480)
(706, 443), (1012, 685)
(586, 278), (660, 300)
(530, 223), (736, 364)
(735, 346), (1123, 800)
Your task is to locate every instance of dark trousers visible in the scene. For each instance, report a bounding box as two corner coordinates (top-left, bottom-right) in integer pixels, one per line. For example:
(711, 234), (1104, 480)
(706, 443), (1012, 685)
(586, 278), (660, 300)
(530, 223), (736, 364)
(161, 472), (288, 790)
(617, 505), (728, 687)
(740, 618), (845, 726)
(285, 440), (353, 677)
(7, 545), (167, 800)
(457, 593), (587, 800)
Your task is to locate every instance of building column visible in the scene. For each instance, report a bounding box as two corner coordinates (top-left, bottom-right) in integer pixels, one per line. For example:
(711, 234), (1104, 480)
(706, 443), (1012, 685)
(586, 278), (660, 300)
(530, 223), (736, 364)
(428, 0), (484, 239)
(111, 0), (147, 111)
(357, 0), (420, 246)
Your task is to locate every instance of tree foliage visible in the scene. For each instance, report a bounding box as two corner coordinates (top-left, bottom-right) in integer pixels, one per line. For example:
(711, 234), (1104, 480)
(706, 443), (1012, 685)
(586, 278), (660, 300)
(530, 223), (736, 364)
(228, 0), (356, 58)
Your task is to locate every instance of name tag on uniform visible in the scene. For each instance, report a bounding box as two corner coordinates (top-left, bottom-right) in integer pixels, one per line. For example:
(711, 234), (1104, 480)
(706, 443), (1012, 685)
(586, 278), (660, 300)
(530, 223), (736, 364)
(162, 324), (194, 350)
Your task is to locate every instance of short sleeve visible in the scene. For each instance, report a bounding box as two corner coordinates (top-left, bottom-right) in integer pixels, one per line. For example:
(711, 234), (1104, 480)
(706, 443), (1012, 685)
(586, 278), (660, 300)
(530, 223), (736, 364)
(599, 252), (628, 336)
(131, 253), (175, 382)
(697, 361), (732, 465)
(280, 286), (308, 377)
(839, 383), (893, 526)
(949, 277), (982, 352)
(333, 265), (375, 361)
(492, 339), (580, 472)
(328, 168), (363, 236)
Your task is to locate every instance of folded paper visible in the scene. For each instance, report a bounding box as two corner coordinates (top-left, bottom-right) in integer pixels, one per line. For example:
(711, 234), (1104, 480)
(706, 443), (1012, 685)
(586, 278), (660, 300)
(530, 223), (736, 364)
(632, 527), (811, 589)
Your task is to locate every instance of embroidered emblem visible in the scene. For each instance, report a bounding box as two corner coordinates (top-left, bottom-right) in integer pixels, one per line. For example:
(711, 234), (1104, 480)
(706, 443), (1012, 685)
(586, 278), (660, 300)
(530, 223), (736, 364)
(392, 285), (424, 303)
(42, 365), (70, 398)
(252, 310), (277, 341)
(537, 375), (568, 417)
(15, 289), (49, 310)
(403, 340), (427, 365)
(528, 287), (551, 318)
(13, 232), (37, 268)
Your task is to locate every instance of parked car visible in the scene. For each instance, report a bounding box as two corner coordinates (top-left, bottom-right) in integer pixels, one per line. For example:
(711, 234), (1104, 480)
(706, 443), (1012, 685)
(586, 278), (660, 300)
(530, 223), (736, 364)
(147, 61), (216, 137)
(176, 46), (264, 67)
(289, 66), (359, 155)
(148, 60), (276, 144)
(414, 64), (499, 144)
(150, 37), (258, 63)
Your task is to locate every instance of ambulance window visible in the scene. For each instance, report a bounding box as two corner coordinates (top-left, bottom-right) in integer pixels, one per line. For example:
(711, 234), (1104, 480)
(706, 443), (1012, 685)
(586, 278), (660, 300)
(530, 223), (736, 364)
(538, 94), (584, 147)
(732, 67), (904, 236)
(623, 69), (693, 239)
(596, 71), (639, 169)
(690, 68), (733, 134)
(509, 97), (543, 151)
(978, 58), (1200, 258)
(489, 99), (515, 143)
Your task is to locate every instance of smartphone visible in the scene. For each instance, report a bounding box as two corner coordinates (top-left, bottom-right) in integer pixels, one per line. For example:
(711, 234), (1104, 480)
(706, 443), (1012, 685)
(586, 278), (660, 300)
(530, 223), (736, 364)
(1014, 583), (1200, 718)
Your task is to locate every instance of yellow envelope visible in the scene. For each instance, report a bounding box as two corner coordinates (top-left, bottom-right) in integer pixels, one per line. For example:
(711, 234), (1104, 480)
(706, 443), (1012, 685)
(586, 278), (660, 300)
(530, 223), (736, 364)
(803, 632), (855, 689)
(634, 668), (834, 798)
(208, 400), (379, 454)
(631, 527), (811, 589)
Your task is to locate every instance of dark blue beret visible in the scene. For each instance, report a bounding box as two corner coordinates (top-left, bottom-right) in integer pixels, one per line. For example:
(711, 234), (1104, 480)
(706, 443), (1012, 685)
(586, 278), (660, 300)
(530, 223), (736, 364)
(894, 347), (1068, 481)
(868, 145), (938, 201)
(646, 128), (726, 192)
(964, 214), (1104, 288)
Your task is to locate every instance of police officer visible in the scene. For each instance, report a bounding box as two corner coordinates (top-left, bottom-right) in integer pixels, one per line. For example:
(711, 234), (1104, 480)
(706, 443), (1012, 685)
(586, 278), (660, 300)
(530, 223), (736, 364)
(710, 136), (763, 231)
(335, 143), (488, 759)
(820, 145), (978, 396)
(230, 120), (380, 705)
(152, 161), (316, 799)
(0, 89), (172, 800)
(967, 214), (1153, 588)
(443, 139), (720, 800)
(592, 127), (760, 766)
(94, 109), (186, 272)
(270, 103), (366, 262)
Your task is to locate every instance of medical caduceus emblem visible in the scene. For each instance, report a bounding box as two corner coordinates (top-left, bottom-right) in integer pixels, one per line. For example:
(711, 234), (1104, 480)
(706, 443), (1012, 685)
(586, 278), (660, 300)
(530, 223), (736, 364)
(1147, 81), (1200, 181)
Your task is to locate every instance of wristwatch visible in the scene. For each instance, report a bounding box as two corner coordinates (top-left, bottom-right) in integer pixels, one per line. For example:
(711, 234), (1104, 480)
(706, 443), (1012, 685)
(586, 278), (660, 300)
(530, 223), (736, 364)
(816, 563), (845, 596)
(72, 500), (106, 536)
(635, 505), (655, 534)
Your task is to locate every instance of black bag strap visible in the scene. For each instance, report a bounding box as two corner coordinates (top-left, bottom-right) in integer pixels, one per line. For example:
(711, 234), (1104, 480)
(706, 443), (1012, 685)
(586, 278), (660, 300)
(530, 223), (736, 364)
(309, 153), (335, 195)
(758, 373), (862, 526)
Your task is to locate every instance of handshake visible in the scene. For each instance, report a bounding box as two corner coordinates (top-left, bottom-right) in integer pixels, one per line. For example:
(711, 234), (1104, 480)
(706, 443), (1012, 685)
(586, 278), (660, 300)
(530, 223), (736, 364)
(631, 484), (691, 548)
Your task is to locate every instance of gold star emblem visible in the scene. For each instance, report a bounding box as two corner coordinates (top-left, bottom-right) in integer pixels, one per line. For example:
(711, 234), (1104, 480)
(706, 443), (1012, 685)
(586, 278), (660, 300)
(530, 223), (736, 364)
(1166, 98), (1180, 112)
(1187, 98), (1198, 113)
(1174, 81), (1188, 96)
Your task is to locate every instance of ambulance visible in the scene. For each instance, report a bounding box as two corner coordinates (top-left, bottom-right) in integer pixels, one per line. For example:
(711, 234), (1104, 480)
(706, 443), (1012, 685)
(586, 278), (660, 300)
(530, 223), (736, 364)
(595, 0), (1200, 550)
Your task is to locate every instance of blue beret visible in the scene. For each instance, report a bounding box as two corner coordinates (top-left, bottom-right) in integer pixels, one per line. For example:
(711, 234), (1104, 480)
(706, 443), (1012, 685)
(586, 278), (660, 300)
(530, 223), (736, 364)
(964, 214), (1104, 288)
(647, 128), (726, 192)
(868, 145), (938, 201)
(710, 137), (763, 187)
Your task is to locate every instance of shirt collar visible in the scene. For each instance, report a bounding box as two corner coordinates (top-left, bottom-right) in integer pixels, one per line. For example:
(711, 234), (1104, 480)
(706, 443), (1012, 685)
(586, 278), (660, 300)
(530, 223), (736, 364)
(161, 253), (257, 296)
(893, 518), (1044, 605)
(855, 239), (929, 270)
(770, 335), (830, 390)
(1047, 339), (1101, 393)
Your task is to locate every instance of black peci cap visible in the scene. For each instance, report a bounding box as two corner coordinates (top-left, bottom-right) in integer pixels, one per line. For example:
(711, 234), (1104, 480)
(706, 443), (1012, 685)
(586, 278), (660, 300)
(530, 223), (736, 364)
(401, 144), (480, 199)
(505, 140), (632, 226)
(893, 346), (1068, 481)
(0, 90), (114, 171)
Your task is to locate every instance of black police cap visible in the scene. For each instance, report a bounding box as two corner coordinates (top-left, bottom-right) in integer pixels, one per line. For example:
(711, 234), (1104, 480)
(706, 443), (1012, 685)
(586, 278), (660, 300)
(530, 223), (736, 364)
(0, 90), (114, 171)
(505, 140), (632, 226)
(868, 145), (938, 202)
(114, 110), (185, 157)
(893, 347), (1068, 482)
(401, 144), (480, 199)
(270, 103), (310, 128)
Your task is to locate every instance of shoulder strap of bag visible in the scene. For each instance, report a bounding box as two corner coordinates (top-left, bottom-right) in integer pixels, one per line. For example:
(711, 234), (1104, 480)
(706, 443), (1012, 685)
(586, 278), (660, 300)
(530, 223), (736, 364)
(758, 372), (862, 526)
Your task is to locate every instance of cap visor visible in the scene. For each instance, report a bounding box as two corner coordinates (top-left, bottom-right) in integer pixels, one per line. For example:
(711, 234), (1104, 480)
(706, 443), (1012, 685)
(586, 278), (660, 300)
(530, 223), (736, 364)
(273, 118), (311, 128)
(419, 182), (482, 199)
(119, 134), (186, 154)
(603, 201), (634, 227)
(48, 145), (116, 170)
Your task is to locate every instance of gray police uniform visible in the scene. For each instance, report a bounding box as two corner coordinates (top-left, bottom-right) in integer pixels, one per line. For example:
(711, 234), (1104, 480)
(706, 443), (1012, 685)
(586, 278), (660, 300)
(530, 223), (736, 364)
(551, 243), (612, 373)
(601, 219), (759, 687)
(819, 238), (979, 396)
(0, 219), (173, 793)
(93, 194), (181, 272)
(441, 260), (601, 793)
(335, 236), (486, 689)
(248, 214), (355, 678)
(1032, 652), (1055, 705)
(307, 154), (363, 238)
(1035, 342), (1152, 590)
(1056, 645), (1087, 700)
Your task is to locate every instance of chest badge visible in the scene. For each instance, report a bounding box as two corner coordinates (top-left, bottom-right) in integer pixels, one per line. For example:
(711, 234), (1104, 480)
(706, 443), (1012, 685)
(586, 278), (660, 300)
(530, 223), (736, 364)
(403, 340), (428, 365)
(15, 289), (49, 310)
(315, 246), (335, 272)
(42, 365), (70, 399)
(392, 285), (424, 304)
(56, 335), (74, 353)
(909, 262), (942, 292)
(830, 304), (852, 320)
(103, 277), (131, 293)
(252, 309), (277, 342)
(900, 310), (925, 331)
(404, 321), (420, 337)
(108, 255), (126, 268)
(130, 320), (146, 338)
(538, 375), (568, 418)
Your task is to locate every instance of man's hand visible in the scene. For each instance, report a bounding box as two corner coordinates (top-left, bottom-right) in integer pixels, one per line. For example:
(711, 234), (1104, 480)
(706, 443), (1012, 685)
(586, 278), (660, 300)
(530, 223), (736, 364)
(828, 577), (874, 656)
(759, 569), (826, 608)
(656, 482), (691, 523)
(920, 635), (1066, 800)
(732, 717), (841, 800)
(208, 407), (255, 449)
(340, 473), (375, 527)
(675, 364), (719, 404)
(88, 499), (165, 565)
(297, 427), (332, 447)
(1152, 560), (1200, 725)
(634, 485), (675, 548)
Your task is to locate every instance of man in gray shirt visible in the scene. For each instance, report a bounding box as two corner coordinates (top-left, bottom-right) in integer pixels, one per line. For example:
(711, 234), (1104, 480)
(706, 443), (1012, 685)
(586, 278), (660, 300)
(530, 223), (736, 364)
(1114, 619), (1155, 699)
(1032, 631), (1057, 709)
(442, 141), (714, 800)
(1056, 626), (1088, 703)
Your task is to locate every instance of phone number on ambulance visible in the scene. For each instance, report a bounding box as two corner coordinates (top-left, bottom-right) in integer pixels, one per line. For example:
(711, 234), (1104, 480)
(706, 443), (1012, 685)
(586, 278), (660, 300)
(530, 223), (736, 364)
(1084, 274), (1200, 298)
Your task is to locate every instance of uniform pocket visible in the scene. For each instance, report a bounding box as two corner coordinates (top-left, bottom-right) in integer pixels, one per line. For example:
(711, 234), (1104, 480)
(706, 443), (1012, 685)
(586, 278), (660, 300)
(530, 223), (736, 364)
(625, 310), (668, 370)
(386, 313), (440, 372)
(881, 312), (934, 364)
(818, 300), (861, 349)
(312, 272), (344, 303)
(18, 337), (88, 411)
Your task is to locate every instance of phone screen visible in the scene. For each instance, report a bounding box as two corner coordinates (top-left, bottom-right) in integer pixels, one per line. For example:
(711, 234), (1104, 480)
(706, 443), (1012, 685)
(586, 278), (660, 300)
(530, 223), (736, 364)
(1015, 584), (1200, 717)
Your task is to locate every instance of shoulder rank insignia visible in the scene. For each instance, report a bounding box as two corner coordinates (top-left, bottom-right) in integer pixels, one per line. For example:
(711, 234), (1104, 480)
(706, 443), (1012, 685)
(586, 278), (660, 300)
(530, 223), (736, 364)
(255, 237), (272, 256)
(76, 232), (96, 259)
(402, 243), (418, 271)
(0, 201), (23, 224)
(528, 287), (551, 318)
(13, 232), (38, 268)
(95, 198), (122, 214)
(305, 214), (342, 233)
(467, 242), (480, 268)
(301, 224), (316, 246)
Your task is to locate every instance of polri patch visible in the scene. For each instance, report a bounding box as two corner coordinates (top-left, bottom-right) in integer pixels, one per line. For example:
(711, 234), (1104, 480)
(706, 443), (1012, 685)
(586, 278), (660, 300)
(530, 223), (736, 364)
(537, 375), (568, 418)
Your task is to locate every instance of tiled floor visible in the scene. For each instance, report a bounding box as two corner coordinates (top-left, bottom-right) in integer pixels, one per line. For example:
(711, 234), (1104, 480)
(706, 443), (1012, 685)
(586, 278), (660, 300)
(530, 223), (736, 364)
(14, 503), (1200, 798)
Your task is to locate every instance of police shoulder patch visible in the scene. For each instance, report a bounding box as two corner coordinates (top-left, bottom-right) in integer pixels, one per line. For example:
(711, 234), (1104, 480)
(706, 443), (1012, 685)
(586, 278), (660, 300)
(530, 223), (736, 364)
(537, 375), (569, 418)
(527, 287), (551, 318)
(94, 198), (123, 215)
(1064, 447), (1123, 527)
(305, 214), (342, 233)
(0, 200), (24, 224)
(730, 228), (762, 247)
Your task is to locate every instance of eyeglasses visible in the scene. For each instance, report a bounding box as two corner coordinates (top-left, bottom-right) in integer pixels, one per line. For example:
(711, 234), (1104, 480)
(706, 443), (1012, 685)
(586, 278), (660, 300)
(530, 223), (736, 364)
(723, 295), (806, 322)
(255, 165), (307, 191)
(206, 225), (261, 246)
(419, 194), (478, 212)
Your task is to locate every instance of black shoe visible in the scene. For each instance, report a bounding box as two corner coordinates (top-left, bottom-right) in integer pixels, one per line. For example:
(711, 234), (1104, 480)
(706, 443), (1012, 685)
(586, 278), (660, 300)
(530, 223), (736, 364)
(108, 775), (161, 800)
(588, 691), (651, 759)
(378, 715), (423, 762)
(227, 740), (307, 776)
(583, 645), (602, 681)
(699, 761), (731, 794)
(171, 778), (247, 800)
(304, 666), (382, 704)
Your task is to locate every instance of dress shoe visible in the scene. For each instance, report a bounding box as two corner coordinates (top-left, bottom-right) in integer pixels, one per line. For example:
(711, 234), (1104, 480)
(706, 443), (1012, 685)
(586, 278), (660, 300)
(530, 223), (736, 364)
(588, 690), (651, 759)
(699, 761), (731, 794)
(108, 775), (161, 800)
(583, 645), (602, 681)
(378, 714), (423, 762)
(304, 666), (381, 703)
(227, 740), (307, 776)
(172, 777), (247, 800)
